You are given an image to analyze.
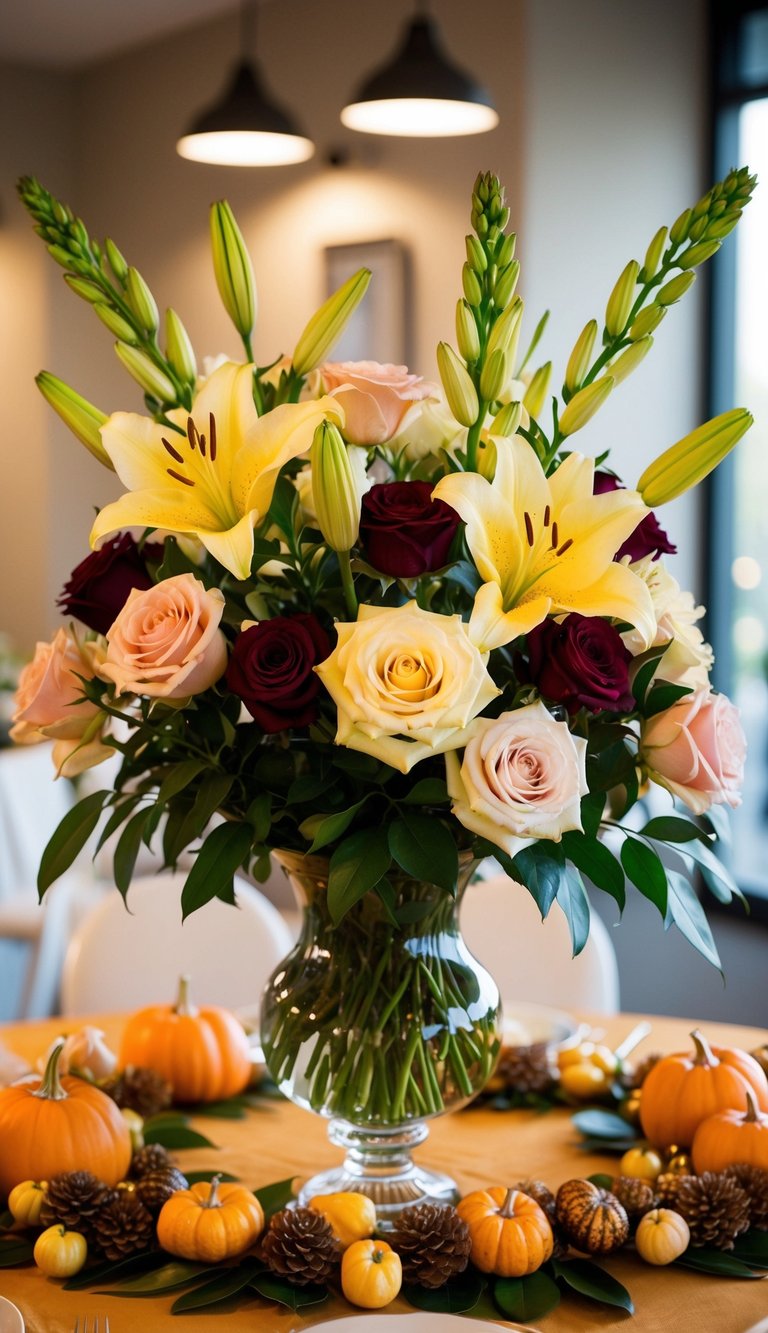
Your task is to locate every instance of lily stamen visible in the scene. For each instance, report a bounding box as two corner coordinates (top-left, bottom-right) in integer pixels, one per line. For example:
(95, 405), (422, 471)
(162, 437), (184, 464)
(524, 511), (534, 547)
(550, 521), (559, 549)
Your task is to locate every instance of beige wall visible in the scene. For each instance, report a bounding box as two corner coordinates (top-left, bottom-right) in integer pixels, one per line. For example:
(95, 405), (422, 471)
(1, 0), (707, 651)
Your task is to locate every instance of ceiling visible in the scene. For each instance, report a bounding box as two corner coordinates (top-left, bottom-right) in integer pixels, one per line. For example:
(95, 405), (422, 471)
(0, 0), (242, 69)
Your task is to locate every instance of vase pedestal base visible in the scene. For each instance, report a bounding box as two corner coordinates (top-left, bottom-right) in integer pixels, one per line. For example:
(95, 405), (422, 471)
(297, 1117), (458, 1229)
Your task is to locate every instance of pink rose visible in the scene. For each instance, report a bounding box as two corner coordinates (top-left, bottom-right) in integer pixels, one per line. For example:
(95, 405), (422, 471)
(641, 688), (746, 814)
(101, 572), (227, 699)
(320, 360), (432, 446)
(11, 628), (104, 743)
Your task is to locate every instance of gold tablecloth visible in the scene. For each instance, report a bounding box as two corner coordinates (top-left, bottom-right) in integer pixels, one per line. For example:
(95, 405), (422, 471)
(1, 1012), (766, 1332)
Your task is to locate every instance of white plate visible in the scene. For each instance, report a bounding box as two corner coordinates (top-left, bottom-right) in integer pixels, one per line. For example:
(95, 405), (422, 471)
(312, 1315), (535, 1331)
(500, 1000), (583, 1049)
(0, 1297), (24, 1333)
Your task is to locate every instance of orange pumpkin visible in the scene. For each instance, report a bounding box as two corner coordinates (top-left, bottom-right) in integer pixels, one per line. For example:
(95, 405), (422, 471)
(639, 1029), (768, 1148)
(119, 974), (252, 1103)
(0, 1042), (131, 1196)
(692, 1088), (768, 1174)
(456, 1187), (553, 1276)
(156, 1175), (264, 1261)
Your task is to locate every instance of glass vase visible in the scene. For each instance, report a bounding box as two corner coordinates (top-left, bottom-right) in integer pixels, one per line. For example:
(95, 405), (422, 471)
(260, 850), (502, 1225)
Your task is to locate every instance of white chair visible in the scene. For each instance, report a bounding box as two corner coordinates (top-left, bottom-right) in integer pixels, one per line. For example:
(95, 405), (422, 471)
(460, 869), (620, 1015)
(60, 871), (296, 1016)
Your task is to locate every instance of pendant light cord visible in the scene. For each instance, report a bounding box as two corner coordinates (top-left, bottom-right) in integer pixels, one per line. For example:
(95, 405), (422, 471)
(240, 0), (258, 62)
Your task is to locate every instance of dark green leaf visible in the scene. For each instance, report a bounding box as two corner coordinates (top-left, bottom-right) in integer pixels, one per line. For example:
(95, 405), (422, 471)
(732, 1229), (768, 1267)
(185, 1099), (247, 1119)
(157, 759), (208, 805)
(286, 774), (331, 805)
(403, 1270), (485, 1313)
(250, 1273), (328, 1309)
(388, 812), (458, 895)
(587, 1173), (615, 1189)
(178, 772), (235, 847)
(308, 801), (365, 853)
(511, 842), (565, 917)
(94, 793), (144, 853)
(561, 831), (625, 908)
(556, 864), (590, 956)
(551, 1257), (634, 1311)
(38, 789), (110, 895)
(100, 1260), (217, 1293)
(171, 1259), (265, 1311)
(266, 473), (299, 542)
(403, 778), (450, 805)
(328, 827), (391, 924)
(180, 820), (254, 919)
(114, 806), (154, 896)
(143, 1123), (217, 1149)
(157, 536), (205, 581)
(184, 1170), (239, 1185)
(645, 682), (693, 716)
(580, 790), (606, 839)
(0, 1237), (34, 1266)
(588, 739), (636, 793)
(64, 1250), (166, 1289)
(494, 1270), (561, 1321)
(254, 1177), (298, 1218)
(245, 791), (271, 842)
(642, 816), (710, 843)
(575, 1136), (640, 1154)
(631, 645), (668, 707)
(572, 1109), (637, 1139)
(620, 836), (668, 913)
(675, 1249), (763, 1277)
(0, 1209), (13, 1230)
(665, 869), (722, 969)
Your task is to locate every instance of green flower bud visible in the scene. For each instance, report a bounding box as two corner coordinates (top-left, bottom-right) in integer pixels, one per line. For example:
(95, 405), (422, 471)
(114, 343), (176, 403)
(36, 371), (112, 469)
(692, 189), (713, 220)
(494, 259), (520, 309)
(677, 239), (722, 270)
(564, 319), (598, 395)
(465, 235), (487, 272)
(688, 215), (708, 242)
(104, 237), (128, 284)
(487, 297), (523, 359)
(437, 342), (480, 427)
(64, 275), (104, 304)
(125, 267), (159, 334)
(456, 300), (481, 362)
(638, 408), (753, 505)
(210, 200), (257, 341)
(476, 214), (489, 238)
(491, 400), (523, 437)
(629, 305), (667, 339)
(46, 243), (77, 269)
(522, 361), (552, 420)
(705, 213), (741, 241)
(496, 232), (516, 268)
(292, 268), (371, 376)
(462, 262), (483, 307)
(165, 308), (197, 384)
(52, 200), (71, 226)
(640, 226), (668, 282)
(93, 303), (138, 343)
(559, 375), (614, 437)
(477, 435), (497, 480)
(656, 270), (696, 306)
(605, 259), (640, 337)
(609, 335), (653, 385)
(479, 347), (508, 402)
(669, 207), (693, 246)
(310, 420), (362, 551)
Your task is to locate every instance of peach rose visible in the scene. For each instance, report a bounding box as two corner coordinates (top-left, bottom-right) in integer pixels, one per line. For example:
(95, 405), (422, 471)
(320, 360), (432, 446)
(446, 701), (588, 856)
(11, 628), (105, 743)
(640, 688), (746, 815)
(101, 572), (227, 699)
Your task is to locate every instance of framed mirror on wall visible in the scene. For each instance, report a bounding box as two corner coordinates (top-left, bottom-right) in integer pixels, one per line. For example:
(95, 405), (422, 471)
(324, 239), (411, 366)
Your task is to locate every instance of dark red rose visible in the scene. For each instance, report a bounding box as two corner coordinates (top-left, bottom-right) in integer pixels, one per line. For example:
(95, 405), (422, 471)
(57, 533), (160, 636)
(526, 613), (634, 715)
(593, 470), (676, 561)
(359, 481), (460, 577)
(226, 614), (330, 734)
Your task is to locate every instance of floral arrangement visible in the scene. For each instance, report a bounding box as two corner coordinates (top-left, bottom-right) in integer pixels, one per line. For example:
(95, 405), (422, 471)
(11, 167), (755, 972)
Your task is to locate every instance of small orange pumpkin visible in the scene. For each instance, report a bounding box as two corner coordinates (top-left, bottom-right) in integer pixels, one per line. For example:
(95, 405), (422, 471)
(156, 1175), (264, 1261)
(456, 1187), (553, 1276)
(692, 1088), (768, 1174)
(639, 1029), (768, 1148)
(0, 1042), (132, 1196)
(119, 974), (252, 1103)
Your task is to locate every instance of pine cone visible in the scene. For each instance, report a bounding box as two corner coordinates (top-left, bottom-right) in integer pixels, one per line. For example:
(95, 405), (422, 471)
(496, 1042), (556, 1095)
(610, 1176), (657, 1223)
(102, 1065), (173, 1118)
(134, 1167), (189, 1215)
(40, 1171), (110, 1240)
(262, 1207), (339, 1285)
(91, 1191), (155, 1260)
(390, 1203), (471, 1288)
(655, 1172), (689, 1209)
(724, 1164), (768, 1230)
(130, 1143), (172, 1179)
(674, 1171), (751, 1250)
(513, 1180), (568, 1257)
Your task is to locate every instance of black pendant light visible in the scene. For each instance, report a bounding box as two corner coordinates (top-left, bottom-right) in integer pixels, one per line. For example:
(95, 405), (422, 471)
(341, 4), (498, 138)
(177, 0), (314, 166)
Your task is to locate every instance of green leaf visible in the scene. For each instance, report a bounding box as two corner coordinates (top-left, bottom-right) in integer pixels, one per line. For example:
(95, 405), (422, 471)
(403, 777), (450, 805)
(674, 1249), (763, 1277)
(114, 806), (154, 896)
(245, 791), (271, 842)
(64, 1250), (166, 1289)
(561, 831), (625, 908)
(328, 827), (391, 923)
(587, 1172), (615, 1189)
(38, 789), (110, 895)
(620, 836), (668, 913)
(668, 837), (743, 905)
(555, 864), (590, 956)
(254, 1176), (298, 1218)
(0, 1236), (34, 1266)
(645, 681), (693, 716)
(267, 473), (299, 542)
(388, 812), (458, 894)
(665, 869), (722, 969)
(249, 1273), (328, 1309)
(631, 645), (668, 706)
(185, 1098), (247, 1119)
(511, 842), (565, 917)
(178, 771), (235, 846)
(308, 801), (365, 853)
(403, 1270), (485, 1313)
(143, 1123), (217, 1150)
(732, 1229), (768, 1267)
(494, 1270), (561, 1321)
(551, 1257), (634, 1311)
(156, 758), (208, 804)
(171, 1259), (265, 1311)
(157, 535), (205, 581)
(180, 820), (254, 919)
(184, 1169), (240, 1185)
(100, 1260), (217, 1293)
(0, 1209), (13, 1230)
(642, 815), (710, 843)
(572, 1109), (638, 1139)
(94, 793), (144, 853)
(580, 789), (606, 839)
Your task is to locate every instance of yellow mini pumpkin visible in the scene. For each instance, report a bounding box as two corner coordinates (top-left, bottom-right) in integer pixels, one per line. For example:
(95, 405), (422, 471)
(33, 1224), (88, 1277)
(341, 1238), (402, 1308)
(120, 974), (252, 1103)
(156, 1175), (264, 1261)
(308, 1191), (376, 1248)
(456, 1186), (553, 1276)
(635, 1208), (690, 1265)
(619, 1147), (663, 1182)
(691, 1088), (768, 1174)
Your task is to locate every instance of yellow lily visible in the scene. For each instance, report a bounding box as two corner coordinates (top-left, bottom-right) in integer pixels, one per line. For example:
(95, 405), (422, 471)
(433, 437), (656, 651)
(90, 361), (343, 580)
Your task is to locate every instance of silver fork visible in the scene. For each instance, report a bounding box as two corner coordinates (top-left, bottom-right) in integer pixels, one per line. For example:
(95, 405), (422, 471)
(73, 1318), (110, 1333)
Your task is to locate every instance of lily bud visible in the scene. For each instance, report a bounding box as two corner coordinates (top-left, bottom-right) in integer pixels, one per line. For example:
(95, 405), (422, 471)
(36, 371), (112, 469)
(125, 267), (159, 334)
(564, 319), (598, 395)
(477, 435), (497, 479)
(496, 232), (516, 268)
(678, 239), (721, 270)
(522, 361), (552, 420)
(456, 300), (481, 362)
(437, 343), (480, 427)
(479, 347), (508, 402)
(640, 226), (668, 282)
(465, 234), (487, 273)
(605, 260), (640, 337)
(487, 297), (523, 359)
(559, 375), (614, 437)
(637, 408), (753, 505)
(657, 270), (696, 306)
(491, 400), (523, 437)
(493, 259), (520, 309)
(310, 420), (363, 551)
(93, 303), (138, 343)
(705, 213), (741, 241)
(165, 308), (197, 384)
(629, 305), (667, 340)
(210, 200), (257, 340)
(669, 207), (693, 246)
(292, 268), (371, 376)
(104, 237), (128, 284)
(462, 262), (483, 307)
(609, 336), (653, 384)
(64, 275), (104, 304)
(114, 343), (176, 403)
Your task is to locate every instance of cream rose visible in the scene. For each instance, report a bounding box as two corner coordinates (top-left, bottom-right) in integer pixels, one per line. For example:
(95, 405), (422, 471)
(101, 572), (227, 699)
(640, 688), (746, 815)
(446, 701), (589, 856)
(315, 602), (500, 773)
(623, 557), (714, 688)
(320, 360), (433, 446)
(386, 390), (467, 462)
